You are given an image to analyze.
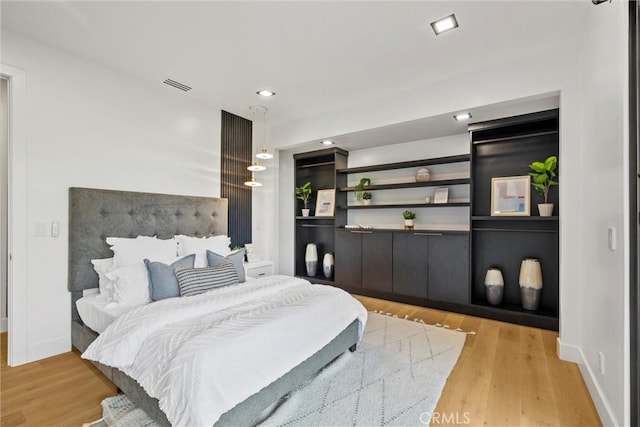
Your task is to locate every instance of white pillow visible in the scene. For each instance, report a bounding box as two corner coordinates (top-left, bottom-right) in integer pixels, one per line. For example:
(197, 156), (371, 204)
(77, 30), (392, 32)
(91, 258), (115, 301)
(106, 262), (152, 307)
(106, 236), (178, 268)
(175, 235), (231, 268)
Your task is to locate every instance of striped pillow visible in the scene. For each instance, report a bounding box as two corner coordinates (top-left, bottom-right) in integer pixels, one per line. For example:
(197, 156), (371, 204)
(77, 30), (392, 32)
(175, 262), (239, 297)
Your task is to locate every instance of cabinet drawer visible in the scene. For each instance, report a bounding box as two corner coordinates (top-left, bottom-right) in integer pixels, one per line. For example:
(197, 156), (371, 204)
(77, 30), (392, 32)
(245, 264), (273, 279)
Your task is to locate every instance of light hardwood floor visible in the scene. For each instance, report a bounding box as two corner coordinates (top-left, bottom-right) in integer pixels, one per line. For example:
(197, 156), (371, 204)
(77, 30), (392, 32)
(1, 297), (601, 427)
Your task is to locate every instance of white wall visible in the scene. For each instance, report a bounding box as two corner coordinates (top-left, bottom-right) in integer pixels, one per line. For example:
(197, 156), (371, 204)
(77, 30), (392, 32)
(2, 31), (223, 363)
(269, 2), (629, 425)
(1, 78), (8, 332)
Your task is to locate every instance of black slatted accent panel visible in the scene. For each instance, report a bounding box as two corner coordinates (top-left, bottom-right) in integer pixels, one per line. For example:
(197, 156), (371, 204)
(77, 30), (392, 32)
(221, 110), (252, 248)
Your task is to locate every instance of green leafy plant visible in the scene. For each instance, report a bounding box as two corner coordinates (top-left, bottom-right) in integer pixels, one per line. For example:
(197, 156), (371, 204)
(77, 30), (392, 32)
(295, 182), (312, 209)
(362, 191), (372, 200)
(402, 210), (416, 220)
(354, 177), (371, 201)
(528, 156), (558, 203)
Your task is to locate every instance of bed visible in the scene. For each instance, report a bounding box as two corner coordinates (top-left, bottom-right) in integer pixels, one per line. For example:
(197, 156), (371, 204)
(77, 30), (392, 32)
(68, 187), (364, 426)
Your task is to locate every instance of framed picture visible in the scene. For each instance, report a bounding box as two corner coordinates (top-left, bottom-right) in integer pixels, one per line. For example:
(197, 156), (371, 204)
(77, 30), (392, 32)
(433, 187), (449, 204)
(315, 189), (336, 217)
(491, 175), (531, 216)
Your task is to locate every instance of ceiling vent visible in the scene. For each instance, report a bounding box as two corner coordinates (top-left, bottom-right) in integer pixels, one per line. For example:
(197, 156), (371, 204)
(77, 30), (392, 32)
(163, 78), (192, 92)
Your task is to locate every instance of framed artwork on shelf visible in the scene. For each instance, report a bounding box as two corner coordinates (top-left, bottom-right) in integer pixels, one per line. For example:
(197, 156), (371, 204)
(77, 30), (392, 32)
(315, 189), (336, 217)
(433, 187), (449, 204)
(490, 175), (531, 216)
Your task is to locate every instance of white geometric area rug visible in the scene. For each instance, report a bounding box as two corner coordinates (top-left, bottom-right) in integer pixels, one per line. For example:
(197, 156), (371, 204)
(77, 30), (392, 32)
(260, 312), (467, 427)
(96, 312), (467, 427)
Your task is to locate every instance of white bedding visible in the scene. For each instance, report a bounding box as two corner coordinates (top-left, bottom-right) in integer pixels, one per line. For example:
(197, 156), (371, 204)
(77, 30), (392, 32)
(82, 275), (367, 426)
(76, 294), (133, 334)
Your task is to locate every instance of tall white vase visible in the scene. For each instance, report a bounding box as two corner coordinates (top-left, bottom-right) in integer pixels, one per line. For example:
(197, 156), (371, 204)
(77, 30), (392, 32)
(519, 258), (543, 310)
(305, 243), (318, 276)
(484, 268), (504, 305)
(323, 253), (334, 279)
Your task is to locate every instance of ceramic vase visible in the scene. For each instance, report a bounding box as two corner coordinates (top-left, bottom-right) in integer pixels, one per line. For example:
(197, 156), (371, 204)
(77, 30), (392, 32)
(415, 168), (431, 182)
(323, 253), (334, 279)
(305, 243), (318, 276)
(404, 219), (414, 230)
(484, 268), (504, 305)
(519, 258), (543, 310)
(301, 208), (310, 217)
(538, 203), (554, 217)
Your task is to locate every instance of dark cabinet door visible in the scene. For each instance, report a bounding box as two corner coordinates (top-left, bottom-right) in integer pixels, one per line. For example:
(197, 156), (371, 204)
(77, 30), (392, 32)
(392, 233), (428, 298)
(335, 230), (362, 288)
(428, 234), (470, 304)
(362, 232), (392, 293)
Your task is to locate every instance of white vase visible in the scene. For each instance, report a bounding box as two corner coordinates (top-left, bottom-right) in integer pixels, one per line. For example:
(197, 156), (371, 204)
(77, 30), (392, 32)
(484, 268), (504, 305)
(301, 208), (310, 217)
(322, 253), (334, 279)
(519, 258), (543, 310)
(538, 203), (554, 217)
(305, 243), (318, 276)
(415, 168), (431, 182)
(363, 199), (371, 206)
(404, 219), (414, 230)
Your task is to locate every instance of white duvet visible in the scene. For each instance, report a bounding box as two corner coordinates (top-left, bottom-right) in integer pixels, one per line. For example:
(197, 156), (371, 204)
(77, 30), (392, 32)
(82, 275), (367, 426)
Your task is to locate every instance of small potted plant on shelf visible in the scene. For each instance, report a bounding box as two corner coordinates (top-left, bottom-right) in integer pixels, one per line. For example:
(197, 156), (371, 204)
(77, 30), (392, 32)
(528, 155), (558, 216)
(354, 177), (371, 205)
(295, 181), (312, 217)
(403, 210), (416, 230)
(362, 191), (372, 205)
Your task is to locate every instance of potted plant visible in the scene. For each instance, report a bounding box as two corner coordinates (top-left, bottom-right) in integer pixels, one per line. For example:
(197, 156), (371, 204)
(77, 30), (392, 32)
(528, 155), (558, 216)
(354, 177), (371, 204)
(362, 191), (372, 206)
(403, 210), (416, 230)
(295, 182), (312, 217)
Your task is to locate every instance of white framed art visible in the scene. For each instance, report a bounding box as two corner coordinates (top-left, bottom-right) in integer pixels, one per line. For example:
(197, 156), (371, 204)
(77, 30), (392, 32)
(315, 189), (336, 217)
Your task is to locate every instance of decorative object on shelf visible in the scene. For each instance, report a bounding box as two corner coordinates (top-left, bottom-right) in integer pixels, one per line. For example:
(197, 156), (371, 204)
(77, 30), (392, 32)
(433, 187), (449, 204)
(295, 181), (312, 217)
(403, 210), (416, 230)
(305, 243), (318, 276)
(519, 258), (543, 310)
(315, 189), (336, 216)
(528, 155), (558, 217)
(322, 253), (334, 279)
(490, 175), (531, 216)
(344, 224), (373, 230)
(484, 268), (504, 305)
(354, 177), (371, 204)
(415, 168), (431, 182)
(425, 196), (431, 204)
(362, 191), (372, 205)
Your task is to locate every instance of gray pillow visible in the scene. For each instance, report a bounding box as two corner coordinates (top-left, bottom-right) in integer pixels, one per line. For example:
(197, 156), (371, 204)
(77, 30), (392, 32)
(206, 249), (246, 282)
(176, 262), (239, 297)
(144, 254), (196, 301)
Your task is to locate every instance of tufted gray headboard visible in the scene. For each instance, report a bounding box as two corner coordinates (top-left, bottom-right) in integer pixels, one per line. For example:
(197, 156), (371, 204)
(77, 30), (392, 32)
(68, 187), (228, 318)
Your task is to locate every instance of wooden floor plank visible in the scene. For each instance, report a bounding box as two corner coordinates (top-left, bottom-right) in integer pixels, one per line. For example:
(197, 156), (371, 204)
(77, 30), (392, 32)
(1, 296), (601, 426)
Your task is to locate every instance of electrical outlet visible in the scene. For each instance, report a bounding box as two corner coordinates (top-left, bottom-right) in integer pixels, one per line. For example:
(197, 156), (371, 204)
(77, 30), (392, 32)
(598, 352), (605, 375)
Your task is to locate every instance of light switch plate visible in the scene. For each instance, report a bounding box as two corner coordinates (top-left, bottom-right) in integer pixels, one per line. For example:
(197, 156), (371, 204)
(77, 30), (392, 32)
(607, 227), (616, 251)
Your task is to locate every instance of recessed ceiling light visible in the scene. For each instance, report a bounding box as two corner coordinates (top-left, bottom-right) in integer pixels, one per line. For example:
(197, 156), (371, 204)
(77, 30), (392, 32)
(321, 140), (334, 145)
(431, 14), (459, 35)
(454, 112), (472, 121)
(256, 89), (276, 97)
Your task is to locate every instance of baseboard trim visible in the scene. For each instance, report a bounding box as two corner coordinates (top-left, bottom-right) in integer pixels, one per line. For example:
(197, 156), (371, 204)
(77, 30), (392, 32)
(0, 317), (6, 333)
(28, 335), (70, 363)
(558, 339), (618, 426)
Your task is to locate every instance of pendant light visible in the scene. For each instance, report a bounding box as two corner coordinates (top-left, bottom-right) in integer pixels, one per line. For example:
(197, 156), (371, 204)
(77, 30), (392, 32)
(244, 175), (263, 187)
(251, 105), (273, 160)
(247, 162), (266, 172)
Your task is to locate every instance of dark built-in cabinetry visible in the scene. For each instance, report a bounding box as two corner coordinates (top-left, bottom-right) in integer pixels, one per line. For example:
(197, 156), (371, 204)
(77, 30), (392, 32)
(294, 109), (560, 330)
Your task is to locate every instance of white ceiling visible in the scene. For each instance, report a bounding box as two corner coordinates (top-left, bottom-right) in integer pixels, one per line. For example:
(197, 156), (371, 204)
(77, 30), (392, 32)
(2, 1), (584, 131)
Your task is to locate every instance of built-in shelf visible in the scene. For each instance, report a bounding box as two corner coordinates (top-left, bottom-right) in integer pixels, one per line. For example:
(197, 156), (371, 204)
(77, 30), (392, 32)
(472, 130), (559, 145)
(295, 216), (335, 220)
(339, 178), (470, 192)
(296, 161), (336, 169)
(336, 154), (470, 174)
(338, 227), (469, 234)
(471, 300), (558, 319)
(339, 202), (470, 210)
(471, 216), (558, 221)
(298, 224), (335, 228)
(296, 275), (335, 286)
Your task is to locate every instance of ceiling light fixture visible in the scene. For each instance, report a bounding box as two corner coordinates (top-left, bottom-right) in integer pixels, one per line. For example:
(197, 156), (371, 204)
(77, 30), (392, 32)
(431, 14), (459, 35)
(256, 89), (276, 97)
(321, 140), (335, 145)
(244, 175), (263, 187)
(247, 162), (266, 172)
(454, 112), (472, 121)
(250, 105), (274, 160)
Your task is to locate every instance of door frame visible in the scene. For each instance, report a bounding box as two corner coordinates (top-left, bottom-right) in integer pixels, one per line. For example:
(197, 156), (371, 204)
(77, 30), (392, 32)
(2, 63), (28, 366)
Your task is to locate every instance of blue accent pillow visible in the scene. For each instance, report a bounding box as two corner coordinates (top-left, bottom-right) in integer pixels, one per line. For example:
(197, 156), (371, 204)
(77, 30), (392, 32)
(144, 254), (196, 301)
(206, 249), (246, 283)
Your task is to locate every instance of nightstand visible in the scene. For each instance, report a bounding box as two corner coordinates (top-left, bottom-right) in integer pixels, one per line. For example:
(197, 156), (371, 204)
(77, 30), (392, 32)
(244, 260), (274, 279)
